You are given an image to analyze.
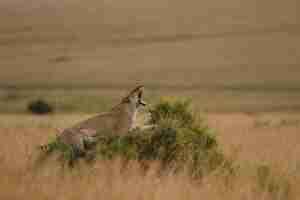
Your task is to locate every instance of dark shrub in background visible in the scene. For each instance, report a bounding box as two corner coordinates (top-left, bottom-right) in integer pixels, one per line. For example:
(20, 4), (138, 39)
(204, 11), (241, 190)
(27, 99), (54, 114)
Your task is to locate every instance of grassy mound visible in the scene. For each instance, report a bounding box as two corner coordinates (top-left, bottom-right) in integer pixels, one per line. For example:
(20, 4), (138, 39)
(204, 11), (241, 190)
(38, 100), (233, 178)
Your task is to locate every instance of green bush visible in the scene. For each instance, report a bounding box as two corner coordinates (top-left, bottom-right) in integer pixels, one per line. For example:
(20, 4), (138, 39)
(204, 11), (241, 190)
(38, 99), (232, 178)
(149, 100), (194, 126)
(37, 138), (81, 167)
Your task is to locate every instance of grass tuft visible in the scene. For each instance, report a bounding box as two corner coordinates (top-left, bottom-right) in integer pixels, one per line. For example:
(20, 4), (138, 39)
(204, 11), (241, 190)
(256, 164), (291, 200)
(37, 99), (233, 177)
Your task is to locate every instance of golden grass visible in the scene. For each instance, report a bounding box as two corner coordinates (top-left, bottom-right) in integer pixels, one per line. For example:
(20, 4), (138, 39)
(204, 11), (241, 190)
(0, 113), (299, 200)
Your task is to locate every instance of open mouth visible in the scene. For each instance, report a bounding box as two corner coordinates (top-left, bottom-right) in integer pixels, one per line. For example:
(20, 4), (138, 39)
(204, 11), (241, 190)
(138, 90), (146, 106)
(139, 100), (147, 106)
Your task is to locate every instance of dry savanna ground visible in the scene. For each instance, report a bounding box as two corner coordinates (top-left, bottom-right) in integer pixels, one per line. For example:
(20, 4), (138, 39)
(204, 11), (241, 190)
(0, 113), (300, 200)
(1, 0), (300, 199)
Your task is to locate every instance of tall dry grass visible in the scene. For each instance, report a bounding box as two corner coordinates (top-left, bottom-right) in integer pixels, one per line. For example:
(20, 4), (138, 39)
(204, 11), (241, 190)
(0, 113), (299, 199)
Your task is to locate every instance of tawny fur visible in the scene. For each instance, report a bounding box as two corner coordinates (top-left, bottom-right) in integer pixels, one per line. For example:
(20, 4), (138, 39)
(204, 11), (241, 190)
(56, 85), (146, 152)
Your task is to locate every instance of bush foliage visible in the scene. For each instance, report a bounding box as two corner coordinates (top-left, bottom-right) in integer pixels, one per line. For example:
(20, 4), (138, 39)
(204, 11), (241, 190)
(38, 99), (232, 177)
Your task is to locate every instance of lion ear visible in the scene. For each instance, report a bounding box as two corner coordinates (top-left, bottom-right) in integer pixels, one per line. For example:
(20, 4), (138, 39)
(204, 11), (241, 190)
(124, 85), (144, 99)
(129, 85), (144, 95)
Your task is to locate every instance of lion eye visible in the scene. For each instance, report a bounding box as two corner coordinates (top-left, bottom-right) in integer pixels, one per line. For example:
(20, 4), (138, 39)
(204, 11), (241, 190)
(122, 97), (130, 103)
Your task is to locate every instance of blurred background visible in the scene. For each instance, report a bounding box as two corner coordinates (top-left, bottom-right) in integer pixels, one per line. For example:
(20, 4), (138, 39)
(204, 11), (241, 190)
(0, 0), (299, 113)
(1, 2), (300, 199)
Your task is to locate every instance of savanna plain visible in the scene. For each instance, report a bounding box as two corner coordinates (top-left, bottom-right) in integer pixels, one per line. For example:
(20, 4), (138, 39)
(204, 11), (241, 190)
(0, 0), (300, 199)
